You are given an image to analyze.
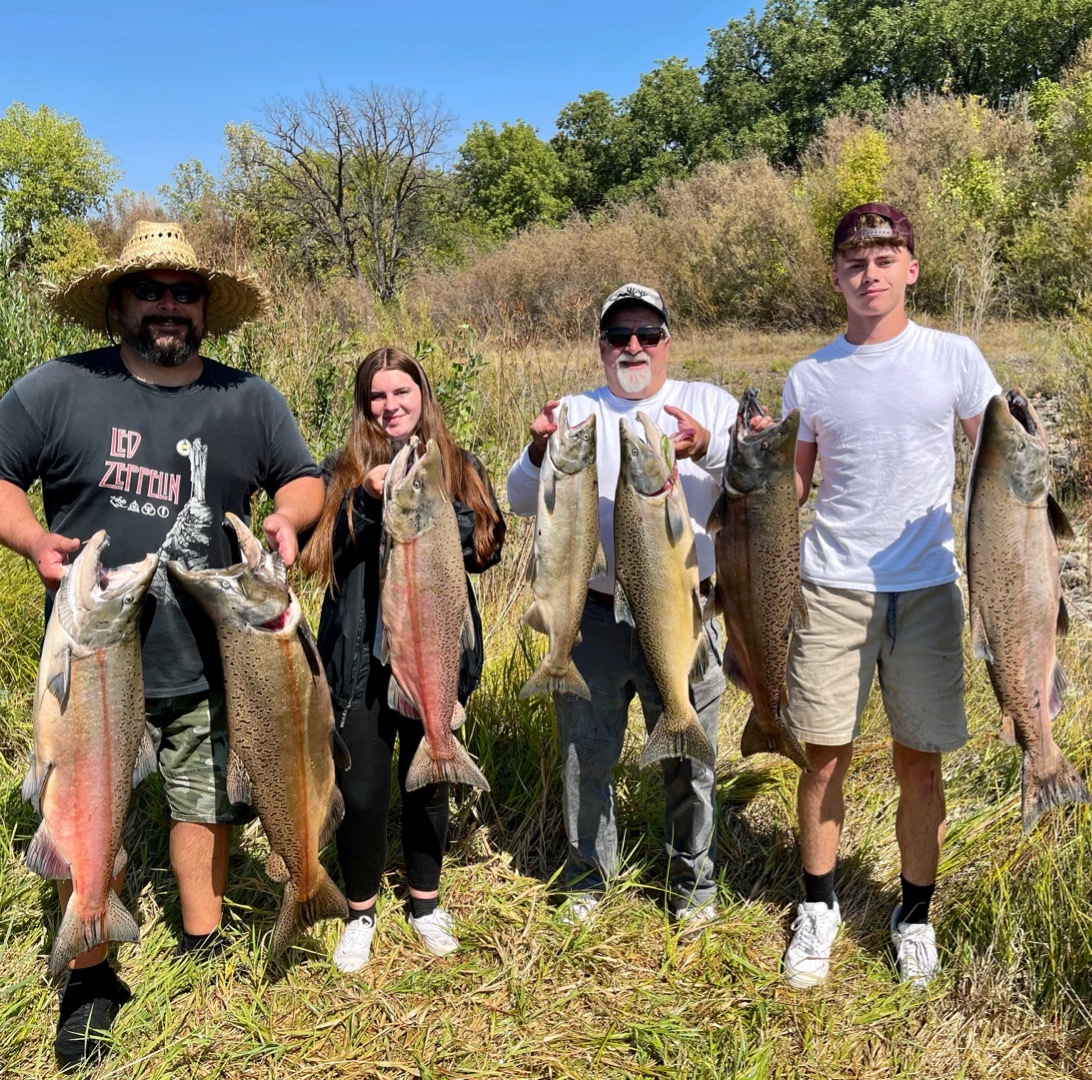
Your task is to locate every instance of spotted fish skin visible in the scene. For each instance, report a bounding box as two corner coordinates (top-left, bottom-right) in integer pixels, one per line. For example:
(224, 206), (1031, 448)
(520, 404), (605, 700)
(708, 390), (810, 771)
(966, 390), (1089, 831)
(168, 514), (349, 959)
(22, 531), (158, 978)
(613, 412), (715, 770)
(381, 438), (489, 792)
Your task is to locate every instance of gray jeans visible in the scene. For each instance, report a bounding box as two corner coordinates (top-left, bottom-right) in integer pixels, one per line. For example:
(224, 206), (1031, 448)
(553, 593), (726, 910)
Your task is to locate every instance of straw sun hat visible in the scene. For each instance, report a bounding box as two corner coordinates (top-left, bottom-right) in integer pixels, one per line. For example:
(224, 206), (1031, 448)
(47, 220), (269, 336)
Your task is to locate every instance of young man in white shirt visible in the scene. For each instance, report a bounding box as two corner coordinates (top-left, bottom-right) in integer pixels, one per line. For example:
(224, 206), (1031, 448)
(780, 205), (1000, 988)
(507, 284), (737, 929)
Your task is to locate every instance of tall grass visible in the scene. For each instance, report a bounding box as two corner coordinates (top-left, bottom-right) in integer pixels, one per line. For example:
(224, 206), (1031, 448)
(2, 269), (1092, 1077)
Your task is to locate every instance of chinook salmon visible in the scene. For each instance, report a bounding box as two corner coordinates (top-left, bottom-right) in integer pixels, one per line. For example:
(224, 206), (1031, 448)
(707, 389), (810, 771)
(168, 514), (350, 958)
(965, 390), (1090, 831)
(520, 403), (606, 699)
(23, 531), (158, 978)
(381, 438), (489, 792)
(614, 412), (716, 769)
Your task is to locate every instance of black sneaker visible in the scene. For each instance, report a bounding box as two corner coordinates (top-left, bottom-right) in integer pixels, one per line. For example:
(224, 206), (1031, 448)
(54, 962), (131, 1070)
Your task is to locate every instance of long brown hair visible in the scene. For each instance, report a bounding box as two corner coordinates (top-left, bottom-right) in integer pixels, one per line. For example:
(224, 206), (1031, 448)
(301, 345), (502, 587)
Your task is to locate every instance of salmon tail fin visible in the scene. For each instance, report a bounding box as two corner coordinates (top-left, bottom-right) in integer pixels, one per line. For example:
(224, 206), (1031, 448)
(49, 891), (139, 979)
(519, 659), (591, 700)
(405, 736), (490, 793)
(1021, 748), (1091, 833)
(521, 601), (548, 635)
(269, 871), (350, 960)
(319, 786), (346, 848)
(1050, 660), (1069, 719)
(639, 709), (716, 770)
(739, 703), (811, 771)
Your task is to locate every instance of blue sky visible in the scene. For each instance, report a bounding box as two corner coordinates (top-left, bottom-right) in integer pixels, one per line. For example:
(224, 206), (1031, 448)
(3, 1), (749, 198)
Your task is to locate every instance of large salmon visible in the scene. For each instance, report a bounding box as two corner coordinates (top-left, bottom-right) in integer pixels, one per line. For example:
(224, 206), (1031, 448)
(22, 531), (158, 978)
(520, 403), (606, 699)
(965, 390), (1090, 831)
(381, 438), (489, 792)
(613, 412), (716, 769)
(707, 389), (810, 771)
(168, 514), (349, 958)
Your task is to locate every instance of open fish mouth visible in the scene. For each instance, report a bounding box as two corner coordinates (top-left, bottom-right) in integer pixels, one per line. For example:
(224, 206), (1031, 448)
(738, 387), (769, 431)
(647, 467), (678, 497)
(1006, 388), (1038, 437)
(260, 605), (294, 632)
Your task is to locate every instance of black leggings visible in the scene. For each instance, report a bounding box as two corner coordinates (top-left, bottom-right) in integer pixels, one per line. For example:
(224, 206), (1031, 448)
(334, 665), (449, 904)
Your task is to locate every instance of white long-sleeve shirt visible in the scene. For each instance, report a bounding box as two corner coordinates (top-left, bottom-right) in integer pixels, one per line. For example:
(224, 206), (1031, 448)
(507, 379), (739, 592)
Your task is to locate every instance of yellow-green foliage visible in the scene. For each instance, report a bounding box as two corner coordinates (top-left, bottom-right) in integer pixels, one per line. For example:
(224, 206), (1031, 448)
(805, 123), (892, 242)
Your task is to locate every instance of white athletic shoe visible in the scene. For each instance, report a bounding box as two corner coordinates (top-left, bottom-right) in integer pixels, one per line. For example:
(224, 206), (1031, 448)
(675, 901), (720, 938)
(783, 899), (842, 987)
(558, 892), (601, 926)
(890, 905), (940, 988)
(409, 908), (459, 956)
(333, 915), (376, 973)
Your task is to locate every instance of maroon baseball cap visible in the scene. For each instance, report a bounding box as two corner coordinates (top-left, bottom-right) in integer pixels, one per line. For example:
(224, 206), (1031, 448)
(832, 204), (914, 255)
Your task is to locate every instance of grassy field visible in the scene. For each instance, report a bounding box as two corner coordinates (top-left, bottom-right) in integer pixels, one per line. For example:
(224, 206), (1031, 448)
(2, 318), (1091, 1078)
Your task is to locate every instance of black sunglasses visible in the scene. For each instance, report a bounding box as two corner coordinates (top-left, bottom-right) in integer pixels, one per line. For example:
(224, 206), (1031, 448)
(600, 325), (667, 348)
(127, 278), (206, 304)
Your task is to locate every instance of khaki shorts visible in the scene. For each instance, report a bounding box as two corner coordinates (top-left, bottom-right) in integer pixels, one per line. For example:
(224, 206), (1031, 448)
(146, 689), (249, 824)
(785, 580), (967, 753)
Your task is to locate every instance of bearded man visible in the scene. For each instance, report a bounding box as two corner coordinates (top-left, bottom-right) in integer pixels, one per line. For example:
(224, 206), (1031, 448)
(0, 221), (323, 1067)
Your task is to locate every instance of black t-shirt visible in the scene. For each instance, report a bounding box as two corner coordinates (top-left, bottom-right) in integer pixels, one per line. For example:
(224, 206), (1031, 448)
(0, 347), (319, 696)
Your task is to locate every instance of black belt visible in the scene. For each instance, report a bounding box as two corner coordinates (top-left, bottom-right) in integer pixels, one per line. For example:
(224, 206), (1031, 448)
(587, 579), (712, 607)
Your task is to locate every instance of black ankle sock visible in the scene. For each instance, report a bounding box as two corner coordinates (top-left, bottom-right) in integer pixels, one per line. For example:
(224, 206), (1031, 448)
(179, 929), (223, 954)
(803, 869), (836, 908)
(409, 895), (438, 919)
(348, 907), (376, 927)
(899, 876), (935, 924)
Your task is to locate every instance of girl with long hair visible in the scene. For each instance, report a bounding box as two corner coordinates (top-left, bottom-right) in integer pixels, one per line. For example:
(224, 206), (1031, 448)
(301, 345), (505, 972)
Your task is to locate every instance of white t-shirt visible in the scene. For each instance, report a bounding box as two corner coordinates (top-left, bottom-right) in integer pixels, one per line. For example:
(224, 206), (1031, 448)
(507, 379), (739, 591)
(782, 321), (1000, 591)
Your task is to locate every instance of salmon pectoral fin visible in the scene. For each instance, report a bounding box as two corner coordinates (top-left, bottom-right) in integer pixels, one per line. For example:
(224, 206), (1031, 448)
(1050, 659), (1069, 720)
(298, 619), (323, 679)
(266, 851), (290, 884)
(521, 600), (548, 635)
(405, 735), (490, 793)
(331, 728), (351, 771)
(21, 754), (53, 812)
(269, 871), (349, 961)
(26, 822), (70, 880)
(1020, 747), (1091, 833)
(387, 678), (418, 719)
(132, 732), (158, 788)
(666, 496), (687, 546)
(639, 710), (716, 770)
(49, 890), (140, 980)
(1048, 493), (1074, 541)
(227, 751), (253, 806)
(706, 492), (727, 536)
(45, 646), (72, 709)
(520, 659), (591, 701)
(740, 704), (811, 772)
(320, 787), (346, 849)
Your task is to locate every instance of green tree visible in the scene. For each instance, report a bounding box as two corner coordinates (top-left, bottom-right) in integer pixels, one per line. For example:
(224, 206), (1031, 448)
(455, 120), (571, 238)
(551, 90), (628, 213)
(0, 102), (118, 266)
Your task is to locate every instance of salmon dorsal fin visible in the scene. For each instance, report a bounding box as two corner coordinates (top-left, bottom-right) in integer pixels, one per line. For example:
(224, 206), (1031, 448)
(1048, 493), (1074, 541)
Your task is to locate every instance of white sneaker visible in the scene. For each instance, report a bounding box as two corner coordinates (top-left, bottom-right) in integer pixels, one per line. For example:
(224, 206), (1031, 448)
(783, 899), (842, 987)
(333, 914), (376, 973)
(890, 905), (939, 988)
(409, 908), (459, 956)
(559, 892), (601, 925)
(675, 901), (719, 938)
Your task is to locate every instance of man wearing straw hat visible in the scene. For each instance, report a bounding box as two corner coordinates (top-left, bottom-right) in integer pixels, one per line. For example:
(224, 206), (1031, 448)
(0, 221), (323, 1067)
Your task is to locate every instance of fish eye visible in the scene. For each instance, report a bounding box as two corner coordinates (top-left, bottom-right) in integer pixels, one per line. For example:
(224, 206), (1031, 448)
(220, 579), (231, 590)
(124, 594), (134, 605)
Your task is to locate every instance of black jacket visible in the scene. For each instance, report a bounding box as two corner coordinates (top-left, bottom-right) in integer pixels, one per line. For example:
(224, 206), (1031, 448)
(315, 449), (505, 723)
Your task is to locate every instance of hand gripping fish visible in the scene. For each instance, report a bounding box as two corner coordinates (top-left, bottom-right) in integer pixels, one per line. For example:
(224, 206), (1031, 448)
(381, 437), (490, 792)
(707, 388), (811, 771)
(520, 403), (606, 699)
(168, 515), (350, 958)
(965, 390), (1090, 831)
(23, 531), (158, 977)
(614, 412), (716, 769)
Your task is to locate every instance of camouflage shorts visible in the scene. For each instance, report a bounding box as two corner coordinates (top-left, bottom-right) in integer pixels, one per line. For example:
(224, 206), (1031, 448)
(145, 690), (251, 825)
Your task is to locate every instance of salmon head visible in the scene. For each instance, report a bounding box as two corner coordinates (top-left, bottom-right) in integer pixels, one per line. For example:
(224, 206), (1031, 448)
(725, 388), (800, 496)
(383, 437), (450, 542)
(619, 411), (676, 497)
(974, 390), (1050, 506)
(548, 404), (598, 475)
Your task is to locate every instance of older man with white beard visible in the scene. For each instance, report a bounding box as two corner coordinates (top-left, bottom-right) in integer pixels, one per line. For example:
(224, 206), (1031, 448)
(507, 283), (738, 930)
